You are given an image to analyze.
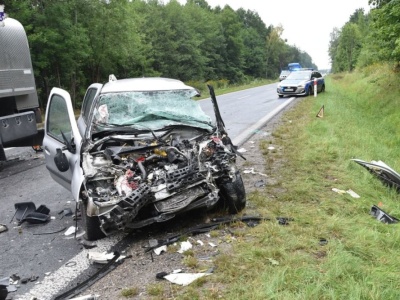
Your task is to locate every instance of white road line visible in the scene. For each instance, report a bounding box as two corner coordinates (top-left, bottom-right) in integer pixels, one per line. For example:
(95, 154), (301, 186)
(16, 233), (125, 300)
(233, 97), (296, 146)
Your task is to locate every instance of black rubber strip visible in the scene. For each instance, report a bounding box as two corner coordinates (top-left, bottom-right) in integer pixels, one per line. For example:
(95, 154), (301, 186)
(53, 252), (121, 300)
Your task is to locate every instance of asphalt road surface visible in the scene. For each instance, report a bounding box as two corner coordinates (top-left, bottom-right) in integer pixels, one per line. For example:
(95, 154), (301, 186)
(0, 82), (294, 300)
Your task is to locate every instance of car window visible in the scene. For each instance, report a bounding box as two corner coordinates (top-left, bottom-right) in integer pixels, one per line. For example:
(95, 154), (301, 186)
(47, 94), (72, 143)
(81, 88), (98, 122)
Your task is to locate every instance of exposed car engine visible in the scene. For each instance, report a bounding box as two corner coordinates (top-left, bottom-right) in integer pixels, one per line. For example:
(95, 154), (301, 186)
(82, 129), (238, 235)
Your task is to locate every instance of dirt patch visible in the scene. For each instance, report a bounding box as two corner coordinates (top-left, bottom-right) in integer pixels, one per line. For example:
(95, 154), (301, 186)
(77, 98), (301, 299)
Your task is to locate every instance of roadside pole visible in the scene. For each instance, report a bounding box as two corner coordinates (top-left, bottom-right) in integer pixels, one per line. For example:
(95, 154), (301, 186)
(314, 78), (317, 97)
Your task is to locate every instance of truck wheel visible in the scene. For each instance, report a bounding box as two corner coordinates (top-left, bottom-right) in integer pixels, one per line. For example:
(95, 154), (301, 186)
(81, 202), (105, 241)
(219, 171), (246, 214)
(0, 144), (6, 161)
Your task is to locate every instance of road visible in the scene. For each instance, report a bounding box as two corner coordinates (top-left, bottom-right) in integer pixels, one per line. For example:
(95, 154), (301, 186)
(0, 82), (294, 299)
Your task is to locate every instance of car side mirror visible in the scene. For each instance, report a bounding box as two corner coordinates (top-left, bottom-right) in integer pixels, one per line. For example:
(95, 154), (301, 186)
(61, 131), (76, 154)
(54, 148), (69, 172)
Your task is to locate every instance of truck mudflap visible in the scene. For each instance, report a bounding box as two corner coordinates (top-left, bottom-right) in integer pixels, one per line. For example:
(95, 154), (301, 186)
(0, 111), (37, 146)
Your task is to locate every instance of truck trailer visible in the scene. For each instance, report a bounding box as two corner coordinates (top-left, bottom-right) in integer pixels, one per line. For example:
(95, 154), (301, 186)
(0, 16), (43, 161)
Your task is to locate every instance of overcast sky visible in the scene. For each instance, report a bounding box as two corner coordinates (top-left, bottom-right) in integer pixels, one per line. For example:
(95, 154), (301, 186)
(178, 0), (371, 70)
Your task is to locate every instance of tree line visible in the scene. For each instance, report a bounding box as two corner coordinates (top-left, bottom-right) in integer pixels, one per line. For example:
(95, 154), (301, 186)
(329, 0), (400, 73)
(2, 0), (316, 108)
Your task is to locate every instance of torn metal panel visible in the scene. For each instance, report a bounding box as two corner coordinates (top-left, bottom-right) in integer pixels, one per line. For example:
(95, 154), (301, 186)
(352, 159), (400, 191)
(370, 205), (399, 224)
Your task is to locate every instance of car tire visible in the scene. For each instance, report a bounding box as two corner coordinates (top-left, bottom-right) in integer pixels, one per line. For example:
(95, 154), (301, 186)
(0, 144), (6, 161)
(307, 86), (313, 96)
(219, 171), (246, 214)
(81, 201), (105, 241)
(321, 84), (325, 92)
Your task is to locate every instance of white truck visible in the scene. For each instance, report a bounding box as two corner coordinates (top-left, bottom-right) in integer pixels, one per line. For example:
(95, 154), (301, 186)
(0, 15), (43, 161)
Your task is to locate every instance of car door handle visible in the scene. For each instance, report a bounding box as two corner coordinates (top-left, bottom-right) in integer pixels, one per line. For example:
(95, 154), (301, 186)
(44, 146), (51, 155)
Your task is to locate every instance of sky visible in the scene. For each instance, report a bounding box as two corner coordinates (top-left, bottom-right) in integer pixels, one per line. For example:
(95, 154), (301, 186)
(178, 0), (371, 70)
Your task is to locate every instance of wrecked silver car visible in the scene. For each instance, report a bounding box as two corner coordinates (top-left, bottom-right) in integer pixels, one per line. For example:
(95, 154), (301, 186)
(43, 77), (246, 240)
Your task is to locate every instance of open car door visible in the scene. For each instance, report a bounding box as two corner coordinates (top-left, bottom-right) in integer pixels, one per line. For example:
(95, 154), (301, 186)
(42, 88), (82, 195)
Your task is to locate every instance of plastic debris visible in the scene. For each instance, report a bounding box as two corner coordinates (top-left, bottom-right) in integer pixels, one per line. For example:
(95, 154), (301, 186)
(64, 226), (77, 236)
(332, 188), (346, 194)
(88, 252), (116, 264)
(237, 148), (247, 153)
(267, 146), (275, 150)
(163, 272), (211, 286)
(177, 241), (192, 254)
(87, 251), (126, 264)
(370, 205), (399, 224)
(208, 242), (217, 248)
(332, 188), (360, 198)
(68, 295), (100, 300)
(196, 240), (204, 246)
(267, 258), (279, 266)
(352, 159), (400, 191)
(243, 168), (267, 177)
(154, 245), (167, 255)
(0, 224), (7, 233)
(346, 189), (360, 198)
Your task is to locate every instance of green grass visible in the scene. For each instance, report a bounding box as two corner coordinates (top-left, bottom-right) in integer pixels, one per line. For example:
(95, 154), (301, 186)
(174, 63), (400, 299)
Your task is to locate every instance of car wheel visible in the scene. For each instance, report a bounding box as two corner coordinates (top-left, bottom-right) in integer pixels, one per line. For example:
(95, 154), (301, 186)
(219, 171), (246, 214)
(0, 144), (6, 161)
(307, 87), (313, 96)
(278, 95), (284, 98)
(81, 201), (105, 241)
(321, 84), (325, 92)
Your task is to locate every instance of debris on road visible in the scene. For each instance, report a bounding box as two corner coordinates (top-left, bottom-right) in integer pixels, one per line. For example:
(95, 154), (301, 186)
(243, 168), (267, 177)
(0, 224), (7, 234)
(87, 251), (127, 264)
(370, 205), (399, 224)
(69, 294), (100, 300)
(64, 226), (77, 236)
(177, 241), (192, 254)
(153, 245), (167, 255)
(163, 272), (211, 286)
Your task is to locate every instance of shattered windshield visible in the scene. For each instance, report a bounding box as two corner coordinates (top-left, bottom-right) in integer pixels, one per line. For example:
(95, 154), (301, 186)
(93, 90), (213, 131)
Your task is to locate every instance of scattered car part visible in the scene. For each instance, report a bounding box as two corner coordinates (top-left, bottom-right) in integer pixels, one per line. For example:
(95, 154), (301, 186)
(13, 202), (36, 222)
(163, 272), (212, 286)
(370, 205), (399, 224)
(0, 224), (7, 233)
(69, 295), (100, 300)
(19, 212), (50, 225)
(53, 252), (121, 300)
(144, 215), (270, 253)
(352, 159), (400, 191)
